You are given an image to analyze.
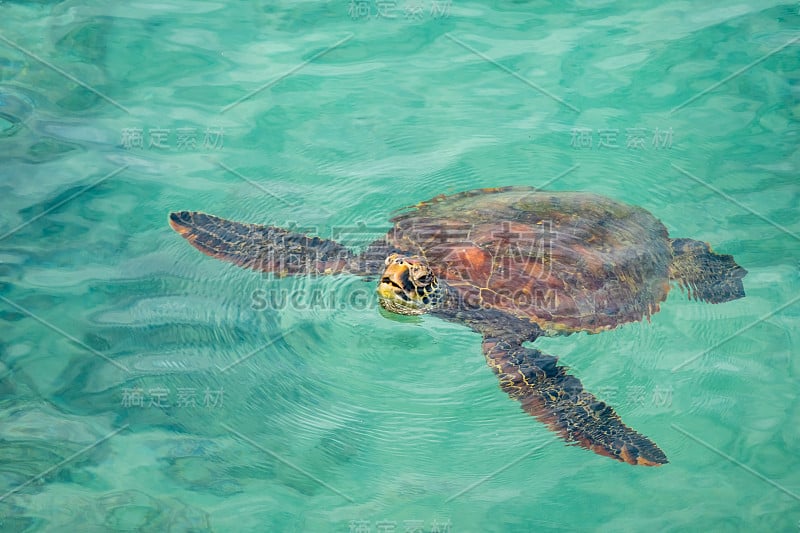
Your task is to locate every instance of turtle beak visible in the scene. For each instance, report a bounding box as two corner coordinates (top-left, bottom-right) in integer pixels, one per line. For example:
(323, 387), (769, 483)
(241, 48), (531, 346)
(377, 262), (411, 300)
(377, 255), (440, 316)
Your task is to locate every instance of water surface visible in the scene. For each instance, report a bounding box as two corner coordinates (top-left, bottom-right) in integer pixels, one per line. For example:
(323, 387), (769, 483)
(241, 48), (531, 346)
(1, 1), (798, 531)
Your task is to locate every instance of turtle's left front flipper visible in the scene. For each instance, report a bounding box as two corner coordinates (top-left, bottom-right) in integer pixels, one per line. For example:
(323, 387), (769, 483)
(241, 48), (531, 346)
(169, 211), (357, 275)
(482, 337), (667, 466)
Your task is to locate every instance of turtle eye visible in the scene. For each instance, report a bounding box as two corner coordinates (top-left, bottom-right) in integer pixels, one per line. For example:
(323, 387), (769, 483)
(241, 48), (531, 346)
(417, 273), (433, 285)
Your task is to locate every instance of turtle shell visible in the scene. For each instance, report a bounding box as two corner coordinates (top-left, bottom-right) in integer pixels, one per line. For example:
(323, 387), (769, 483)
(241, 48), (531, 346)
(388, 187), (672, 333)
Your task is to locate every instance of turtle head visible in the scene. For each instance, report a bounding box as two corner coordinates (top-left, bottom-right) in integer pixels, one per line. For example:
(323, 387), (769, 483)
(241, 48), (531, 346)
(377, 253), (444, 315)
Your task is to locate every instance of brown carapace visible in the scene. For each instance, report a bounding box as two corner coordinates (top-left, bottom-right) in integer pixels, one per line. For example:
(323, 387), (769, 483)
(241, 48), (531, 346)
(170, 187), (747, 466)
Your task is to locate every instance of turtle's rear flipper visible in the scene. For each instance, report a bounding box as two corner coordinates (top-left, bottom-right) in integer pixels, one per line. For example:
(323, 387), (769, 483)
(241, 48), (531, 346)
(482, 337), (667, 466)
(169, 211), (355, 275)
(669, 238), (747, 303)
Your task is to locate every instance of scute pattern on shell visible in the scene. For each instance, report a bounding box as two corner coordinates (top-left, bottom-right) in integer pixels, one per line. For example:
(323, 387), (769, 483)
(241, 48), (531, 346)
(389, 187), (673, 333)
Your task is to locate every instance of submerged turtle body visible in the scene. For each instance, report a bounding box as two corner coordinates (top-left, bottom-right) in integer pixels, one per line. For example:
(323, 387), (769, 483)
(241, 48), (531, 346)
(389, 188), (673, 334)
(170, 186), (747, 466)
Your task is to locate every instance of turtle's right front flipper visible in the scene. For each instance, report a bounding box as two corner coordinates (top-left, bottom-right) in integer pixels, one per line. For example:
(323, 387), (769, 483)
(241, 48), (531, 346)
(482, 337), (667, 466)
(169, 211), (356, 275)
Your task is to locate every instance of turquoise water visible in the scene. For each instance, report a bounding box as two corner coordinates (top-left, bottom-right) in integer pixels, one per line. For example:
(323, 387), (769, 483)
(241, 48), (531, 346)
(1, 1), (798, 531)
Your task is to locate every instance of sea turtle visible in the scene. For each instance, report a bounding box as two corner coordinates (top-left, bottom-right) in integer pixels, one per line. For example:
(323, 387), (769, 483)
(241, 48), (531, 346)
(169, 186), (747, 466)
